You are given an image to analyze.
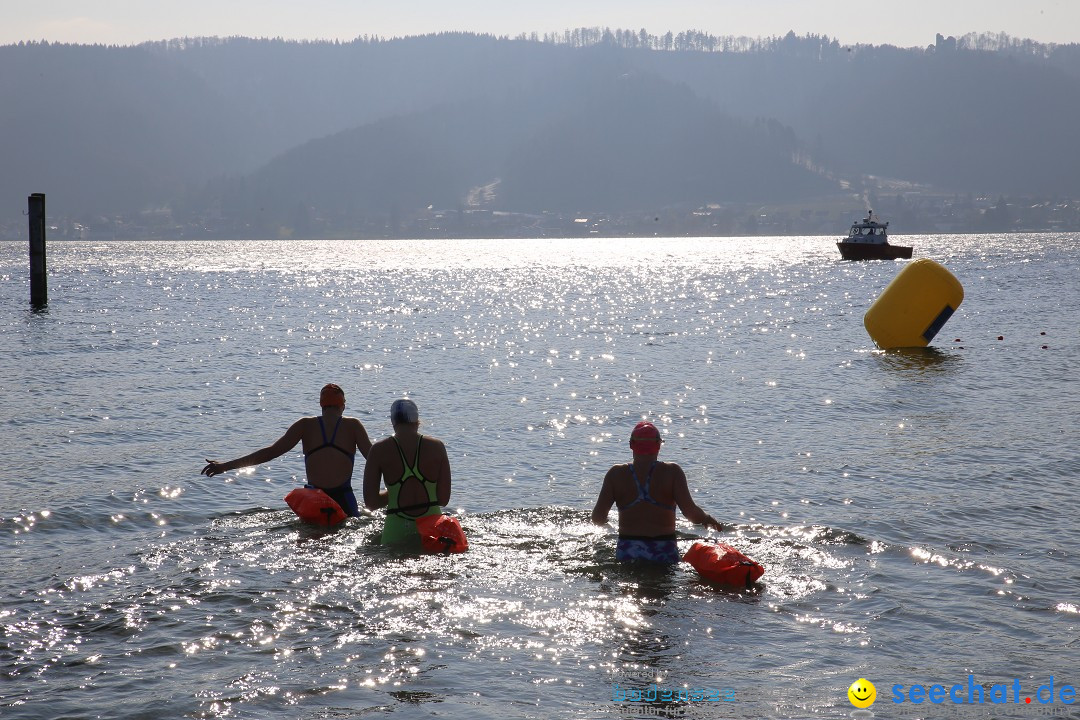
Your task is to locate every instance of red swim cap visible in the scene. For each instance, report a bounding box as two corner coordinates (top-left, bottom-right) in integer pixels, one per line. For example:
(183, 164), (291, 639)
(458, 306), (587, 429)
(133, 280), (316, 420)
(320, 384), (345, 408)
(630, 421), (663, 454)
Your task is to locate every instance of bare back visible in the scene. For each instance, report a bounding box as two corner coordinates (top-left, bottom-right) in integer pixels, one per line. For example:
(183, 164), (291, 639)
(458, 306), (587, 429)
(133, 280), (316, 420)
(592, 457), (715, 537)
(363, 430), (451, 512)
(300, 415), (371, 489)
(608, 460), (679, 536)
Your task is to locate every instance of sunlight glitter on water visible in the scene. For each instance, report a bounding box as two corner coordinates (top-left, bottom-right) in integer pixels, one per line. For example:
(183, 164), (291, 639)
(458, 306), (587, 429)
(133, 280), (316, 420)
(1, 234), (1078, 719)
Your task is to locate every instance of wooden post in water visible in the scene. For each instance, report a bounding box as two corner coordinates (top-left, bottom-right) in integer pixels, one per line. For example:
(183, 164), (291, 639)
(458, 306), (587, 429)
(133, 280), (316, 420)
(28, 193), (47, 308)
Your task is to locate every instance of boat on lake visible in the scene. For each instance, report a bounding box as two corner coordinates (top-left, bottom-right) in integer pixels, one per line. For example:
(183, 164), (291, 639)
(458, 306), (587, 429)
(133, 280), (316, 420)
(836, 211), (913, 260)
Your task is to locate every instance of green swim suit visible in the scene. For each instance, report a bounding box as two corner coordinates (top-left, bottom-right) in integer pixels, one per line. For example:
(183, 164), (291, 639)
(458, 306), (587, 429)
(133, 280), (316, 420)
(382, 435), (442, 545)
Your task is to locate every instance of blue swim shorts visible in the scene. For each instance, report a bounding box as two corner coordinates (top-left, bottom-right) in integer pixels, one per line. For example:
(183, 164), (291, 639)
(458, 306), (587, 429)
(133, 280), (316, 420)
(615, 534), (680, 564)
(307, 482), (359, 517)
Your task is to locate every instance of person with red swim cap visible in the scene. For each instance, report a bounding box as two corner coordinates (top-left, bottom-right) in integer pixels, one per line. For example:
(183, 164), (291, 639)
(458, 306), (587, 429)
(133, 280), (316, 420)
(591, 421), (723, 563)
(201, 383), (372, 516)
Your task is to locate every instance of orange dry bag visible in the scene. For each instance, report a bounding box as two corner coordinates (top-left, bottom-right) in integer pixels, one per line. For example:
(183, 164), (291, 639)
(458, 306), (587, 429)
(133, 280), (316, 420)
(683, 542), (764, 588)
(284, 487), (347, 526)
(415, 514), (468, 554)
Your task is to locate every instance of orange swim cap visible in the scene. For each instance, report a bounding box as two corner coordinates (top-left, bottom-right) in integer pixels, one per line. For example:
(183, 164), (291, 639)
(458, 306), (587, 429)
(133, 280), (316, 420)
(320, 383), (345, 408)
(630, 421), (663, 454)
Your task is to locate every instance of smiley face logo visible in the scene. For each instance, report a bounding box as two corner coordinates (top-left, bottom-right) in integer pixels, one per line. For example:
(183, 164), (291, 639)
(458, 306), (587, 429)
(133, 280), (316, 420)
(848, 678), (876, 708)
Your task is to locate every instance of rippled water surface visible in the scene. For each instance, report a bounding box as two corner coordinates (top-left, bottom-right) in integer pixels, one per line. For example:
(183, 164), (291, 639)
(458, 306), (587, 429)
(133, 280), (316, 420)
(1, 235), (1078, 719)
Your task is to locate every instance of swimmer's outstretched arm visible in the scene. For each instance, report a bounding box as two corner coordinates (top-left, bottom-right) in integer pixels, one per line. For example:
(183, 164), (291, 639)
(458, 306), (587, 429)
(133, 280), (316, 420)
(201, 420), (305, 477)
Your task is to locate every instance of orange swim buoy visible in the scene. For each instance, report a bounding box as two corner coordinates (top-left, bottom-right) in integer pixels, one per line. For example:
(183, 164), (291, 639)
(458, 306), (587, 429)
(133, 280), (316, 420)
(284, 487), (347, 526)
(683, 541), (764, 588)
(415, 514), (468, 554)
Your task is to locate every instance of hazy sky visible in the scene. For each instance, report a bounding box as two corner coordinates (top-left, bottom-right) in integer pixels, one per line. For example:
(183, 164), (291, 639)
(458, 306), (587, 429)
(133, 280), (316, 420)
(3, 0), (1078, 48)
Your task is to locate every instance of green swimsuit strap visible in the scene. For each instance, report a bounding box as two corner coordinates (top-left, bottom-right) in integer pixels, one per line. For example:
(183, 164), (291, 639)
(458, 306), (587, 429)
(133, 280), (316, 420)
(387, 435), (438, 515)
(391, 435), (425, 484)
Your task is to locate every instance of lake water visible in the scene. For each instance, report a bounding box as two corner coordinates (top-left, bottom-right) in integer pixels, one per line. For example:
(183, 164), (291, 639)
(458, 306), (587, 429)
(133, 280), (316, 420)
(1, 234), (1078, 719)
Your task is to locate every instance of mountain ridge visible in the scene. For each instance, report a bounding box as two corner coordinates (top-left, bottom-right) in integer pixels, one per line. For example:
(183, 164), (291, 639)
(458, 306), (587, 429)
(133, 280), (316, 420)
(3, 31), (1080, 236)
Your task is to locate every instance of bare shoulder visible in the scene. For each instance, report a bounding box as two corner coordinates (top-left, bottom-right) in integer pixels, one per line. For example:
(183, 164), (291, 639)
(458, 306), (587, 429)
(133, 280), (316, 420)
(368, 436), (395, 456)
(422, 435), (447, 451)
(658, 460), (686, 479)
(603, 463), (630, 483)
(292, 415), (317, 432)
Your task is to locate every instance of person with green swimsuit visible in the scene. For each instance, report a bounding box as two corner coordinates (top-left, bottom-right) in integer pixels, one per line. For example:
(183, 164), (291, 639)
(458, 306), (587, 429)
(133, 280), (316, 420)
(363, 399), (452, 545)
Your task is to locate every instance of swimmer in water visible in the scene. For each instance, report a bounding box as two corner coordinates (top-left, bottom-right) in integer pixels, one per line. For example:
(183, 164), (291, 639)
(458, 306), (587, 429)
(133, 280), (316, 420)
(201, 384), (372, 516)
(591, 421), (723, 563)
(363, 399), (452, 545)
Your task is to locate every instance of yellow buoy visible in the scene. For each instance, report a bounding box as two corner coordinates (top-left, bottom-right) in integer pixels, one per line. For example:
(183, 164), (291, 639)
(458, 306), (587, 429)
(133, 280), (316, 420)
(864, 259), (964, 349)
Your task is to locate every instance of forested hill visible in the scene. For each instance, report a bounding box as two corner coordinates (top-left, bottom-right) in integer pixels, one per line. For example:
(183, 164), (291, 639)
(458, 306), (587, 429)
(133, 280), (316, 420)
(3, 30), (1080, 235)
